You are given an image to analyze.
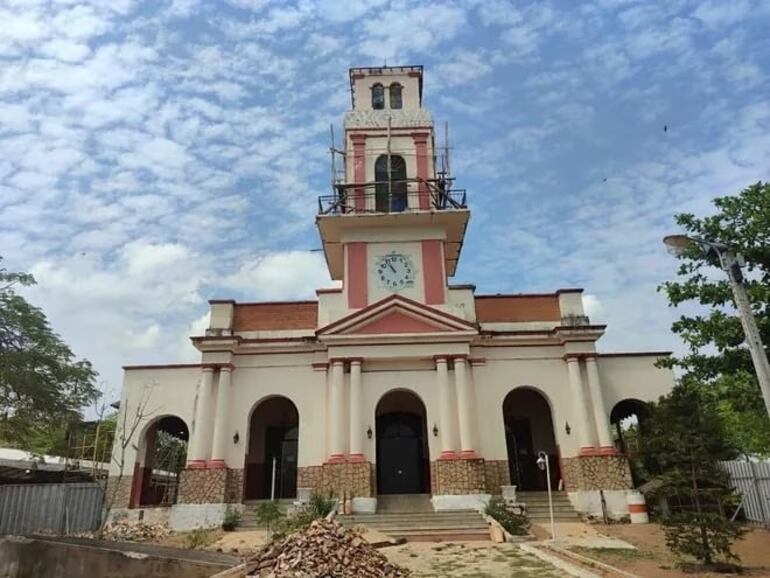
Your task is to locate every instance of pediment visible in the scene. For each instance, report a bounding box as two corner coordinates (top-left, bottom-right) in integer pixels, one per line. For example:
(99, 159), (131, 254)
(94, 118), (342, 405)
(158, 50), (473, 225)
(317, 294), (477, 337)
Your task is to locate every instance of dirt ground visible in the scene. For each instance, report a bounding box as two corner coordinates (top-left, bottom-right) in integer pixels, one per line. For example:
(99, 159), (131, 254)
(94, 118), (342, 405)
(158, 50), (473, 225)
(386, 541), (567, 578)
(572, 523), (770, 578)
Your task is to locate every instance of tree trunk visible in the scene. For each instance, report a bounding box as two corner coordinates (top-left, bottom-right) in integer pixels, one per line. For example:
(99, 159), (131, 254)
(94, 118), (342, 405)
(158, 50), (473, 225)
(691, 460), (711, 565)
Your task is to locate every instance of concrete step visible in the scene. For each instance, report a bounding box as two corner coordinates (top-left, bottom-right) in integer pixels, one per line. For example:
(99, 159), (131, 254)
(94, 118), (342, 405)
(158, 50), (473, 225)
(376, 494), (434, 513)
(338, 508), (490, 542)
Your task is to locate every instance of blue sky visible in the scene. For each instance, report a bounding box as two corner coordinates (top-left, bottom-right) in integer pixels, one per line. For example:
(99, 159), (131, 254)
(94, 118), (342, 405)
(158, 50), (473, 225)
(1, 0), (769, 403)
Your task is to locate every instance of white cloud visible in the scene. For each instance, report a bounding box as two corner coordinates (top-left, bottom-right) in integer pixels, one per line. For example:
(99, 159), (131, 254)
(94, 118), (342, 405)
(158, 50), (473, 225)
(692, 0), (753, 28)
(39, 38), (91, 62)
(223, 251), (338, 300)
(358, 4), (466, 62)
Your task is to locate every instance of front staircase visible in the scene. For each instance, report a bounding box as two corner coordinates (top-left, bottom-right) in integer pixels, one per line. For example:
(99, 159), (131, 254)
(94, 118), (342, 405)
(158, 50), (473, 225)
(516, 491), (581, 521)
(339, 495), (489, 542)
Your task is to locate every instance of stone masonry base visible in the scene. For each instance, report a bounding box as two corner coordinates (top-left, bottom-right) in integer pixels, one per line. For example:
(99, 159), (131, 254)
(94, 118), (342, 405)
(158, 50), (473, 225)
(297, 462), (373, 498)
(561, 455), (633, 491)
(431, 459), (487, 495)
(105, 475), (133, 510)
(178, 467), (244, 504)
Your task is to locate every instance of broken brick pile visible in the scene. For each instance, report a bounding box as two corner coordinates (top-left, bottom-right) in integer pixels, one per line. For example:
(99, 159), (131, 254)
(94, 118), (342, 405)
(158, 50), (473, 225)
(245, 519), (410, 578)
(100, 521), (171, 542)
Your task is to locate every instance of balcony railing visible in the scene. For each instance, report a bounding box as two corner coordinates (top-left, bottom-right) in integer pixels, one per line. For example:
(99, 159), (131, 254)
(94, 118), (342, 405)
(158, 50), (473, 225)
(318, 178), (467, 215)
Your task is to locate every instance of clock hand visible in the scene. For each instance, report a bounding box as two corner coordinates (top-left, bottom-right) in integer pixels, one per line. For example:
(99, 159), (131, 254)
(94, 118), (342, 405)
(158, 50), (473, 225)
(389, 264), (396, 273)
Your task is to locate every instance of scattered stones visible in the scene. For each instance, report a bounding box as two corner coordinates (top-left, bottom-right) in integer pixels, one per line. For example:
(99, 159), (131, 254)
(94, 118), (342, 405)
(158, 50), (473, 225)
(100, 521), (171, 542)
(245, 519), (410, 577)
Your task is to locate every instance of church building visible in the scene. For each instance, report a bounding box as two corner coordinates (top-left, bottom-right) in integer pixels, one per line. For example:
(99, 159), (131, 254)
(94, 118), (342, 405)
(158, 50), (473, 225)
(108, 66), (674, 529)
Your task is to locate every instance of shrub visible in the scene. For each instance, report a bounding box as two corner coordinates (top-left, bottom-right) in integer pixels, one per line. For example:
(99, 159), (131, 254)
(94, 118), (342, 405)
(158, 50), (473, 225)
(185, 528), (215, 549)
(256, 500), (283, 532)
(663, 512), (746, 567)
(222, 506), (241, 532)
(269, 493), (337, 540)
(484, 496), (530, 536)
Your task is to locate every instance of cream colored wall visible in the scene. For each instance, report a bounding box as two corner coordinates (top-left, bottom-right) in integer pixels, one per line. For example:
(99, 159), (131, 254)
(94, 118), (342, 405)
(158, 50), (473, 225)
(598, 355), (675, 412)
(225, 354), (327, 468)
(445, 287), (476, 322)
(109, 367), (200, 476)
(356, 360), (443, 463)
(317, 290), (345, 326)
(112, 349), (674, 481)
(470, 348), (578, 460)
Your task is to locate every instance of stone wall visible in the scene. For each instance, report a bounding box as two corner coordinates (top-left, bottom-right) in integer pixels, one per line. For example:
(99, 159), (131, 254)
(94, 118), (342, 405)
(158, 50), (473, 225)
(224, 469), (244, 503)
(483, 460), (510, 494)
(431, 459), (487, 495)
(561, 455), (632, 491)
(297, 462), (373, 498)
(178, 468), (243, 504)
(105, 475), (133, 509)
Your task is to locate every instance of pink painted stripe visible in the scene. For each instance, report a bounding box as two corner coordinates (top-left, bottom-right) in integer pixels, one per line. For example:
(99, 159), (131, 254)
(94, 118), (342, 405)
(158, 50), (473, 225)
(347, 243), (367, 308)
(422, 240), (445, 304)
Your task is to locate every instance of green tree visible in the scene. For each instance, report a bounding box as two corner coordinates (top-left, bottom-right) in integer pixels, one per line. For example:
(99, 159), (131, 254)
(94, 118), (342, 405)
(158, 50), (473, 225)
(0, 258), (99, 448)
(659, 182), (770, 455)
(641, 383), (745, 567)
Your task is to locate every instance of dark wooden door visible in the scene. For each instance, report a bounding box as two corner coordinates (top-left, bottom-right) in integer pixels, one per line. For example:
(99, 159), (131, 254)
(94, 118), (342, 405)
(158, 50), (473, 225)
(377, 412), (426, 494)
(505, 419), (559, 491)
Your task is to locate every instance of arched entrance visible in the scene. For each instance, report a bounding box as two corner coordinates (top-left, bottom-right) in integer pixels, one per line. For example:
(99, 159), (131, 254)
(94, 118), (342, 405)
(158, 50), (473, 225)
(135, 415), (189, 507)
(502, 388), (560, 491)
(244, 396), (299, 500)
(376, 390), (429, 495)
(611, 398), (650, 485)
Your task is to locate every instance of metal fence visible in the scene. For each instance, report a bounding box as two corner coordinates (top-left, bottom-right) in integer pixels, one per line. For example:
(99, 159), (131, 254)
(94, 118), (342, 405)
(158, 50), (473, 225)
(721, 459), (770, 525)
(0, 482), (104, 535)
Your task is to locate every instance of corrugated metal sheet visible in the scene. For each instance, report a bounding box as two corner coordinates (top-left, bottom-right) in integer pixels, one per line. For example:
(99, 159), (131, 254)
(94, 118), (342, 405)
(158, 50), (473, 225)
(0, 482), (104, 535)
(721, 460), (770, 524)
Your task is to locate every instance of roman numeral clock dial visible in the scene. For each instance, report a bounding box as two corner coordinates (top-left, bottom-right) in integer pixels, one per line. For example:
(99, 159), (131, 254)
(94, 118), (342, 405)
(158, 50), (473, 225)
(376, 253), (415, 292)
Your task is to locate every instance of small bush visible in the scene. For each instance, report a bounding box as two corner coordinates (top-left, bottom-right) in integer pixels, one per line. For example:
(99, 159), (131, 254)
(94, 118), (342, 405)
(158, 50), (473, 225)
(269, 493), (337, 540)
(484, 496), (530, 536)
(222, 506), (241, 532)
(256, 501), (283, 532)
(185, 528), (215, 549)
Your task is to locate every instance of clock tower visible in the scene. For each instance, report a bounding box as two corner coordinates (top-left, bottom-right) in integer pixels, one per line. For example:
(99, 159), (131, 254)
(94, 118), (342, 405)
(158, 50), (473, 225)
(317, 66), (470, 316)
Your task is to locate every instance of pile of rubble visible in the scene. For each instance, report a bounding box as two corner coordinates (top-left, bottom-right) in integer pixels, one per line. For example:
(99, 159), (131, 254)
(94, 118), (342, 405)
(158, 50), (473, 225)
(245, 519), (410, 578)
(100, 520), (171, 542)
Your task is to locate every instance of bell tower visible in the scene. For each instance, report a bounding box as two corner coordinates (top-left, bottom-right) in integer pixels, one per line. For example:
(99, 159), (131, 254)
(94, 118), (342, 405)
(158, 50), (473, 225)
(317, 65), (469, 312)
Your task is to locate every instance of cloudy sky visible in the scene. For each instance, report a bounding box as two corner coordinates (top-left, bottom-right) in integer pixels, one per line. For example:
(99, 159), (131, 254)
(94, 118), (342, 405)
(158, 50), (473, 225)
(1, 0), (769, 403)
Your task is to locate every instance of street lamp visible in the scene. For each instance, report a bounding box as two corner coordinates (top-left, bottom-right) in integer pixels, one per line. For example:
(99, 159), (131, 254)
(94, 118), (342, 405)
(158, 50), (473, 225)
(536, 451), (556, 540)
(663, 234), (770, 418)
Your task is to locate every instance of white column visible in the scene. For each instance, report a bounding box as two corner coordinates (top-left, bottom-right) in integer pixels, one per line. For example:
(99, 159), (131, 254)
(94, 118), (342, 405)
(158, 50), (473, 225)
(454, 356), (477, 458)
(585, 356), (615, 454)
(188, 366), (214, 468)
(436, 356), (457, 459)
(210, 366), (232, 468)
(328, 359), (345, 462)
(566, 356), (595, 455)
(348, 359), (364, 462)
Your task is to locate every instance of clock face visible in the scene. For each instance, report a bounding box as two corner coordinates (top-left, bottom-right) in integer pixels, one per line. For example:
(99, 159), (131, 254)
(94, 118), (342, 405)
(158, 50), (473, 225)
(376, 253), (415, 291)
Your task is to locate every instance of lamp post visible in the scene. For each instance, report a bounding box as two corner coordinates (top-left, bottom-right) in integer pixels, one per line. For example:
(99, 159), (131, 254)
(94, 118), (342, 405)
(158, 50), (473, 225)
(663, 234), (770, 418)
(536, 451), (555, 540)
